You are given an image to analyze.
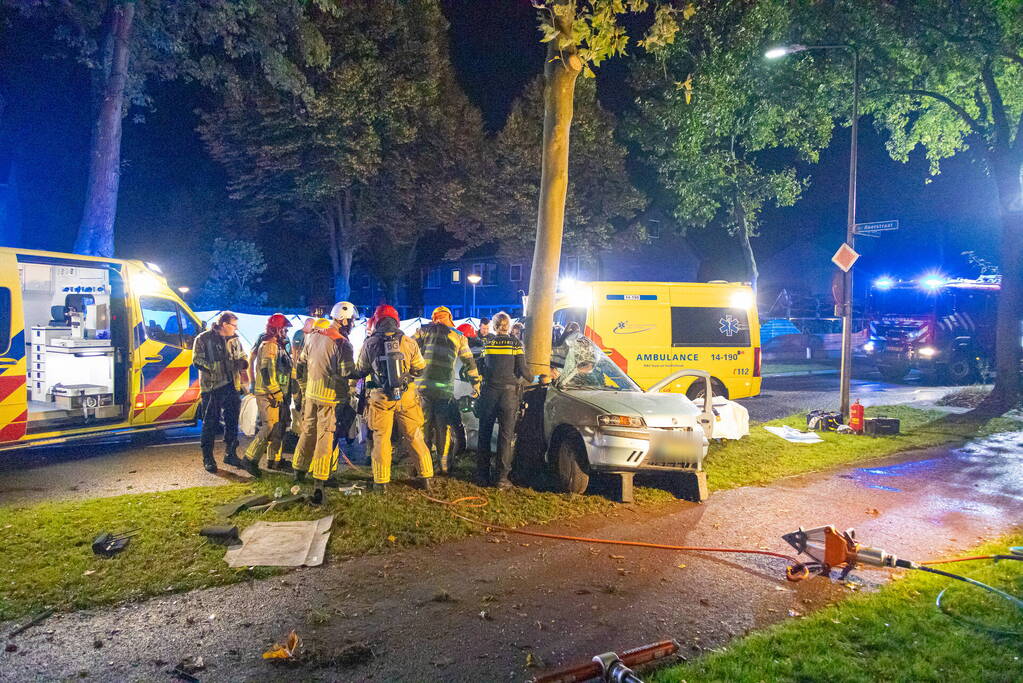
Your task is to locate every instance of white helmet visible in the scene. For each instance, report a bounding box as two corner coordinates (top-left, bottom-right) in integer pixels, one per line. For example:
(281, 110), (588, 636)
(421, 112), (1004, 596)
(330, 301), (358, 321)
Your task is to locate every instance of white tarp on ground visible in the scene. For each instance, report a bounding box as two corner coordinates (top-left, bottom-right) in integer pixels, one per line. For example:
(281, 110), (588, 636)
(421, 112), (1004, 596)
(763, 425), (824, 444)
(224, 515), (333, 567)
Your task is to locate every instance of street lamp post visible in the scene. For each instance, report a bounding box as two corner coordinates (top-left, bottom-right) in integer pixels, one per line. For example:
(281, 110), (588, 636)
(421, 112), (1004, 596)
(767, 43), (860, 419)
(467, 273), (482, 319)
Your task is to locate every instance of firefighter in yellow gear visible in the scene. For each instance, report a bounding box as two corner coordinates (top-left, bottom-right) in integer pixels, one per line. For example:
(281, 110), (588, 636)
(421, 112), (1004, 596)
(293, 311), (355, 504)
(413, 306), (480, 473)
(354, 305), (433, 492)
(242, 314), (292, 477)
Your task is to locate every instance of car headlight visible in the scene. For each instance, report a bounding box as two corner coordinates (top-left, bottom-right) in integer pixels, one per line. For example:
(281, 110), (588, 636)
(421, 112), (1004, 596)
(598, 414), (646, 428)
(918, 346), (937, 358)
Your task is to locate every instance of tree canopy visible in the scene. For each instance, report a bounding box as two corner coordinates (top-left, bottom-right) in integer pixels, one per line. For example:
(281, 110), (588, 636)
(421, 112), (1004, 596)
(199, 0), (473, 302)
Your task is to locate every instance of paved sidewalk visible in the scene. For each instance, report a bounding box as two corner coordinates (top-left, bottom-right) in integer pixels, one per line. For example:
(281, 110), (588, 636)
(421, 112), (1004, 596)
(2, 431), (1021, 682)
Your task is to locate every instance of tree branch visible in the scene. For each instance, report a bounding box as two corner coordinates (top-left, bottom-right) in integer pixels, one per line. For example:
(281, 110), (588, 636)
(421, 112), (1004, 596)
(981, 59), (1010, 146)
(1003, 51), (1023, 69)
(887, 89), (985, 138)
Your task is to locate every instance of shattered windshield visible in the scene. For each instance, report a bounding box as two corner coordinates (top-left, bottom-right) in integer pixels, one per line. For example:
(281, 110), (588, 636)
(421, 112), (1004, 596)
(556, 336), (640, 392)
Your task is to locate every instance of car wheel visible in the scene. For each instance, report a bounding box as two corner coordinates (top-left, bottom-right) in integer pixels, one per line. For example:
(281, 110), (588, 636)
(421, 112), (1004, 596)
(942, 354), (977, 385)
(877, 363), (909, 382)
(686, 379), (727, 401)
(555, 432), (590, 495)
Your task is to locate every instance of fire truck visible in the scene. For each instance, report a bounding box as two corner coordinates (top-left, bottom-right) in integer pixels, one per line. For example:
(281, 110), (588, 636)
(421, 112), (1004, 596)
(864, 274), (999, 383)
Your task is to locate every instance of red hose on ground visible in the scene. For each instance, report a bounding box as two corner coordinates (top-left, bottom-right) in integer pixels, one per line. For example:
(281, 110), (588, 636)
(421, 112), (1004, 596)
(422, 493), (812, 581)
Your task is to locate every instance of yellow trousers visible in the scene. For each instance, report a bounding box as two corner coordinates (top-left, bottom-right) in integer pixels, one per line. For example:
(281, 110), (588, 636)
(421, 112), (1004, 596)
(293, 399), (338, 481)
(244, 394), (282, 465)
(368, 388), (433, 484)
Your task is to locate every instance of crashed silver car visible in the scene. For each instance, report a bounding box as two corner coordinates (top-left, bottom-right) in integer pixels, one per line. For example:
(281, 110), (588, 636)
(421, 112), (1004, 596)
(460, 337), (715, 500)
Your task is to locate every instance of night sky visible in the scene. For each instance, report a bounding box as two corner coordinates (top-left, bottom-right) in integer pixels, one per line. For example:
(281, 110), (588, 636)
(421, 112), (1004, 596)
(0, 0), (1003, 299)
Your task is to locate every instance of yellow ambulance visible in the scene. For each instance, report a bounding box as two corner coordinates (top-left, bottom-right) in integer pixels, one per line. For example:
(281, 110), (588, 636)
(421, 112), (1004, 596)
(553, 281), (762, 399)
(0, 247), (203, 451)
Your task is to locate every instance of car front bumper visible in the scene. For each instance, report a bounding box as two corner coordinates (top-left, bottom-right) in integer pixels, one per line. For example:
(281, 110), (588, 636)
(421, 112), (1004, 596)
(579, 425), (707, 472)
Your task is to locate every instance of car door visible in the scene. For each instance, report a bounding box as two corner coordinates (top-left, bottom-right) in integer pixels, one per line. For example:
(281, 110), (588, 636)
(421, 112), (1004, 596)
(132, 295), (201, 424)
(0, 250), (27, 444)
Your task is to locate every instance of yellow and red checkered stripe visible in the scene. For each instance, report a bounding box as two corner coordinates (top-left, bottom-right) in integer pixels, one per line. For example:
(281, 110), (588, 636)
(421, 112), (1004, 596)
(0, 328), (28, 442)
(132, 325), (200, 422)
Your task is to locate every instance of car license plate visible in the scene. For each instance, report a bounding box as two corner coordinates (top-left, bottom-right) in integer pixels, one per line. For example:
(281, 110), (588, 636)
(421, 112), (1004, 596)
(651, 430), (690, 459)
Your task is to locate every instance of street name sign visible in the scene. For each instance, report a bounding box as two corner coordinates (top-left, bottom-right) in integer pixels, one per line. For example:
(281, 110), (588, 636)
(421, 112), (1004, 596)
(855, 219), (899, 235)
(831, 243), (860, 272)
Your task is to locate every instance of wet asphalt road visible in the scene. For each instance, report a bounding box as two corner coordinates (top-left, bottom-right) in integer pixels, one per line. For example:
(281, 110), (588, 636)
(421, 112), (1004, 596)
(2, 431), (1021, 682)
(0, 372), (968, 506)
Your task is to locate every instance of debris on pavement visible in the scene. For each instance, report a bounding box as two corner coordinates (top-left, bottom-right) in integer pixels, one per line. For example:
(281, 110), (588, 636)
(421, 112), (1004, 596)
(5, 607), (54, 639)
(175, 655), (205, 674)
(339, 483), (366, 496)
(224, 515), (333, 567)
(262, 630), (301, 660)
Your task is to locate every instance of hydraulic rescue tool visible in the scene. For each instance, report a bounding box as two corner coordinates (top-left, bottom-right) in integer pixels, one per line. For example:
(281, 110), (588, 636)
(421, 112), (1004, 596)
(784, 524), (1023, 632)
(531, 639), (680, 683)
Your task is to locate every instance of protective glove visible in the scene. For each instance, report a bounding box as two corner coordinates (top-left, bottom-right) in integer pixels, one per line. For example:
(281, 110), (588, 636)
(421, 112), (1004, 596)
(268, 391), (284, 408)
(471, 382), (481, 399)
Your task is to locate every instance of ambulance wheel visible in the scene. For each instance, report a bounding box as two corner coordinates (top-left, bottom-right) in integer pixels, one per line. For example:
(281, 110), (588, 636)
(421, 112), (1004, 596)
(686, 379), (727, 401)
(554, 431), (590, 495)
(942, 354), (977, 385)
(877, 363), (909, 382)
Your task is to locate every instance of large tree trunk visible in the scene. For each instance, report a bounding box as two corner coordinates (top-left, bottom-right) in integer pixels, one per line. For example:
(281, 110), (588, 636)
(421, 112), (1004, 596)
(325, 192), (356, 303)
(733, 194), (758, 291)
(523, 1), (582, 377)
(981, 152), (1023, 411)
(74, 1), (134, 257)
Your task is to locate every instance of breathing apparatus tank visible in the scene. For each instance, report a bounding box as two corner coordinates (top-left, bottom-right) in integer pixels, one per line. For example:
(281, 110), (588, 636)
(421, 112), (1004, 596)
(374, 336), (407, 401)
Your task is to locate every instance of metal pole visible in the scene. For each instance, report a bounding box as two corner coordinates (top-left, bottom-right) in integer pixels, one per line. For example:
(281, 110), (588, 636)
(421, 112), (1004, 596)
(839, 47), (860, 419)
(472, 283), (477, 319)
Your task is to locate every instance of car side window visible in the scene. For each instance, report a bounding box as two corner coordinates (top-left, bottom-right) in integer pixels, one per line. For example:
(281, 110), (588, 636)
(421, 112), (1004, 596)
(140, 296), (195, 348)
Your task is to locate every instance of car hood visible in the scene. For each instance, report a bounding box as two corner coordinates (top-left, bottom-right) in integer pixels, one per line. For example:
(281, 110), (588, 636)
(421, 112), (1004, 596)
(562, 389), (701, 428)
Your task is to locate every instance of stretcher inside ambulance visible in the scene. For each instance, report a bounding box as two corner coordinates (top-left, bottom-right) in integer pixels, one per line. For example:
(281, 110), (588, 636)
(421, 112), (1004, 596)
(1, 248), (202, 450)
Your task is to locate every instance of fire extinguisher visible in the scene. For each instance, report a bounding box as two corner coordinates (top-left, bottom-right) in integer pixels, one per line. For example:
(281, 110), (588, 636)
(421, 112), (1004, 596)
(850, 399), (864, 433)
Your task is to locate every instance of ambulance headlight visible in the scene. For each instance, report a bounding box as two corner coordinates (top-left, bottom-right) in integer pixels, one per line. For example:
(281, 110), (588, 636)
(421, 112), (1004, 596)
(730, 290), (754, 309)
(133, 272), (163, 296)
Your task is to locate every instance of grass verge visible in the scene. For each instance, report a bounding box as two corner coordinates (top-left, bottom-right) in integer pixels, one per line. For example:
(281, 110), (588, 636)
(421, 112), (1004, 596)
(1, 405), (1018, 623)
(650, 532), (1023, 682)
(705, 404), (1021, 492)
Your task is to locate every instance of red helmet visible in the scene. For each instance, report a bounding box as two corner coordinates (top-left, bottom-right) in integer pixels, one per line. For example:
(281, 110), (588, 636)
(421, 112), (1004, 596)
(267, 313), (292, 331)
(456, 323), (476, 338)
(371, 305), (400, 327)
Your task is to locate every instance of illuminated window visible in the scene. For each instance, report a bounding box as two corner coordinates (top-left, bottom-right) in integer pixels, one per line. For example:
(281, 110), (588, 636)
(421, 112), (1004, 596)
(451, 269), (461, 283)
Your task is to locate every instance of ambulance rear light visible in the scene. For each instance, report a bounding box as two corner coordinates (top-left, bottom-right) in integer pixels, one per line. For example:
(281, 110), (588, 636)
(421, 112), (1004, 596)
(753, 346), (761, 377)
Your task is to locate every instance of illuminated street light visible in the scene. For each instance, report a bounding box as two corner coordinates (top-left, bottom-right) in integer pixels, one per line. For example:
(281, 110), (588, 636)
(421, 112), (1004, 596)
(467, 273), (482, 318)
(768, 41), (860, 420)
(764, 44), (807, 59)
(178, 286), (190, 294)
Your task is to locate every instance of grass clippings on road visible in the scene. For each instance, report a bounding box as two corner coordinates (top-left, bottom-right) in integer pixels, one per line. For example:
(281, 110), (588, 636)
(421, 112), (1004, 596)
(650, 533), (1023, 683)
(1, 405), (1018, 623)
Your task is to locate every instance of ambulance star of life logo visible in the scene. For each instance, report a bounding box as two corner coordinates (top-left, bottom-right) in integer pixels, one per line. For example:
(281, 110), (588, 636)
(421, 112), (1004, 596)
(719, 315), (740, 337)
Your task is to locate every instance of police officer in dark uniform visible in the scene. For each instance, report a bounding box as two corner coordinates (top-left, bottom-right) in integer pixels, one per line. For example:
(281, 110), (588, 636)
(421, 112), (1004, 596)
(476, 311), (531, 489)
